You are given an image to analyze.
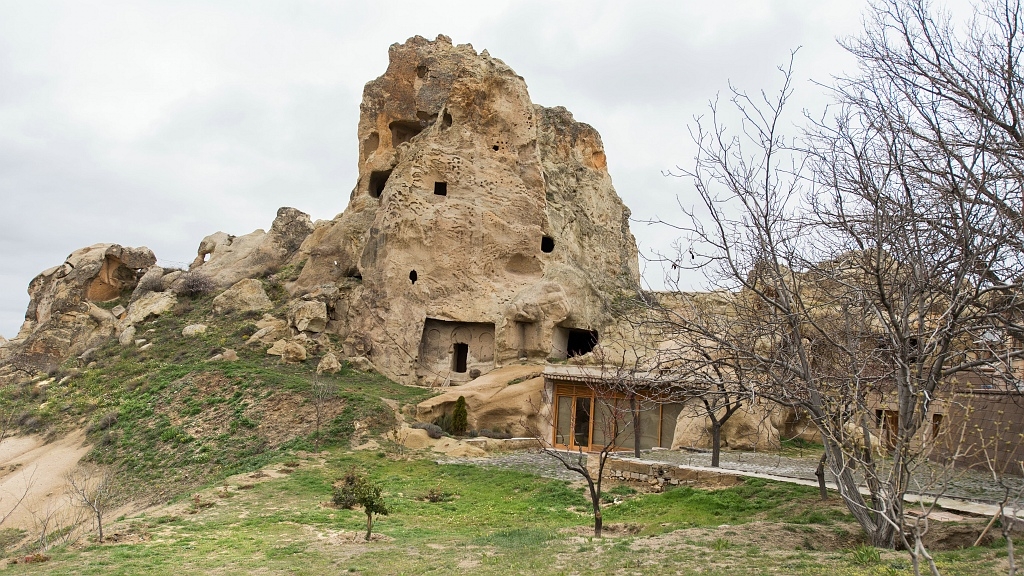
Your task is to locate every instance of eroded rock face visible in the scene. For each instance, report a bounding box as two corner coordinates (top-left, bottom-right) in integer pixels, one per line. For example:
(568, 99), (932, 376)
(212, 279), (273, 315)
(0, 244), (155, 379)
(187, 207), (314, 290)
(288, 35), (639, 385)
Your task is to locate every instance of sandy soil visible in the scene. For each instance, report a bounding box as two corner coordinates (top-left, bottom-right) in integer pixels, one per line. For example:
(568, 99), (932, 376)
(0, 431), (90, 531)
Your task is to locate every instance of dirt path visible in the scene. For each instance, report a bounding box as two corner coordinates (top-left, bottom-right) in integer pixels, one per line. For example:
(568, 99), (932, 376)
(0, 430), (91, 531)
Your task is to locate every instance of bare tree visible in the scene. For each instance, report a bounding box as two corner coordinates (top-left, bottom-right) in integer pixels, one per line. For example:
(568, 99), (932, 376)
(310, 375), (333, 450)
(531, 393), (632, 538)
(655, 2), (1024, 547)
(64, 467), (115, 543)
(527, 357), (652, 538)
(636, 292), (752, 467)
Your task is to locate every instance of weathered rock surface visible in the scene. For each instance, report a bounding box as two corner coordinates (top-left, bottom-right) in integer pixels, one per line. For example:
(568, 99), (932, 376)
(212, 279), (273, 315)
(416, 365), (548, 437)
(282, 342), (307, 363)
(130, 265), (166, 301)
(182, 324), (208, 337)
(316, 352), (342, 374)
(289, 300), (328, 333)
(0, 244), (155, 378)
(671, 402), (781, 452)
(186, 207), (314, 290)
(267, 339), (307, 363)
(124, 291), (177, 325)
(119, 326), (137, 347)
(246, 314), (290, 346)
(284, 35), (638, 385)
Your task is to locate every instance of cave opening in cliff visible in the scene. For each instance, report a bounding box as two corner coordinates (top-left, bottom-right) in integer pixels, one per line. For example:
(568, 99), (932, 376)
(566, 329), (599, 358)
(541, 236), (554, 253)
(390, 120), (423, 146)
(409, 270), (418, 284)
(434, 182), (447, 196)
(369, 170), (392, 198)
(452, 342), (469, 373)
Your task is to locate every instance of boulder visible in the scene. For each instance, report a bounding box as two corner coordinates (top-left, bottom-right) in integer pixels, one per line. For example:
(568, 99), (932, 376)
(267, 340), (307, 363)
(212, 279), (273, 315)
(347, 356), (374, 372)
(267, 340), (288, 356)
(130, 265), (166, 301)
(316, 352), (342, 374)
(289, 300), (328, 333)
(118, 325), (137, 347)
(182, 324), (207, 337)
(208, 349), (239, 362)
(416, 365), (546, 437)
(124, 291), (177, 325)
(282, 342), (307, 363)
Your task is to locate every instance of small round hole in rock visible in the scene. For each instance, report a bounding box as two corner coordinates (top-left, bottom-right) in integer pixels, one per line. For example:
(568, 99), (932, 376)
(409, 270), (418, 284)
(541, 236), (555, 253)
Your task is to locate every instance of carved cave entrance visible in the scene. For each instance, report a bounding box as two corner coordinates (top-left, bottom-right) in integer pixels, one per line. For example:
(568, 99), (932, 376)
(550, 326), (599, 360)
(418, 319), (496, 382)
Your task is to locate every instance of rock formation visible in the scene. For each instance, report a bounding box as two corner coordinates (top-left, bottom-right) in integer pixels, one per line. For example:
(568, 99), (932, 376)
(0, 35), (645, 441)
(285, 34), (639, 386)
(0, 244), (155, 379)
(187, 206), (315, 290)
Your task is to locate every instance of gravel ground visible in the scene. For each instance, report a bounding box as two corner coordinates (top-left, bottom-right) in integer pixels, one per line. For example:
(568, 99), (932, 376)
(441, 448), (1024, 504)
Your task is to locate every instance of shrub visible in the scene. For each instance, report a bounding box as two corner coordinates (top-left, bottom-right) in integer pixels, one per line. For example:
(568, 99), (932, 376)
(425, 485), (451, 503)
(175, 272), (215, 298)
(411, 422), (444, 439)
(451, 396), (468, 436)
(332, 467), (363, 509)
(851, 545), (881, 565)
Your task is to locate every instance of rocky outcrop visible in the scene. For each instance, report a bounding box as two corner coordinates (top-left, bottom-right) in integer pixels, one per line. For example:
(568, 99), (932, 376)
(284, 35), (639, 385)
(186, 207), (314, 290)
(415, 365), (548, 436)
(123, 291), (177, 325)
(211, 279), (273, 315)
(0, 244), (155, 378)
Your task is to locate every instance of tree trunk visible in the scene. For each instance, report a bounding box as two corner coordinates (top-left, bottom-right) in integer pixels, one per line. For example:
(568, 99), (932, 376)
(1008, 533), (1016, 576)
(815, 453), (828, 500)
(631, 396), (641, 458)
(365, 513), (372, 541)
(711, 423), (722, 468)
(96, 511), (104, 544)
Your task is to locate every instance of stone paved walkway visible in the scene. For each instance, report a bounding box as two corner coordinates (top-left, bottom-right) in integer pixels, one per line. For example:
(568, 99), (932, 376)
(441, 447), (1024, 506)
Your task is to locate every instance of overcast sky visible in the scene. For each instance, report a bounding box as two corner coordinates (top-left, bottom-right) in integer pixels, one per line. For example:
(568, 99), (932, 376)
(1, 0), (956, 339)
